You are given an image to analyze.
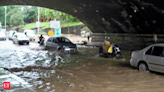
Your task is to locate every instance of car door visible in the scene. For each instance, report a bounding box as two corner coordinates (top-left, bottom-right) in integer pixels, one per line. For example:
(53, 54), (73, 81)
(160, 48), (164, 71)
(13, 35), (17, 43)
(144, 46), (163, 71)
(50, 37), (59, 50)
(46, 37), (52, 49)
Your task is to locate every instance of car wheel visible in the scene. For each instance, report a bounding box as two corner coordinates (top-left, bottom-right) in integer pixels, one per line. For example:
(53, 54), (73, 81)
(138, 63), (148, 71)
(27, 42), (29, 45)
(44, 46), (47, 50)
(115, 53), (123, 59)
(13, 41), (15, 44)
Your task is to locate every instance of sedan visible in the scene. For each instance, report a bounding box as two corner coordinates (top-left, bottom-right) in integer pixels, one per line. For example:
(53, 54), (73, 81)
(12, 33), (30, 45)
(45, 36), (77, 53)
(130, 43), (164, 73)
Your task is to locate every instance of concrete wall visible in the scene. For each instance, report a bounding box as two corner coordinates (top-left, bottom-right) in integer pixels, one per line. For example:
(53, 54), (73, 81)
(91, 33), (164, 50)
(61, 25), (85, 35)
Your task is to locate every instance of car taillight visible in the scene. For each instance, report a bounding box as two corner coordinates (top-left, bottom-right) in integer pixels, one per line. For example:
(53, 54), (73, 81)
(131, 54), (133, 58)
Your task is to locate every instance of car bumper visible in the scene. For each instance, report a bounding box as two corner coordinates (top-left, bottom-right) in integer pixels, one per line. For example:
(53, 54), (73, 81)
(0, 37), (6, 40)
(28, 37), (35, 41)
(64, 48), (77, 53)
(130, 58), (138, 67)
(19, 40), (29, 43)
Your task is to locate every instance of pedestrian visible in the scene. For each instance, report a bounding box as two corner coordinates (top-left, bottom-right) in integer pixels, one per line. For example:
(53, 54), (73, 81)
(86, 32), (90, 42)
(153, 33), (158, 43)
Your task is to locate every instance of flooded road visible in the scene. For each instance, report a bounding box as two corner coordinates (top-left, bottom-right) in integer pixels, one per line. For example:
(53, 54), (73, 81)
(0, 40), (164, 92)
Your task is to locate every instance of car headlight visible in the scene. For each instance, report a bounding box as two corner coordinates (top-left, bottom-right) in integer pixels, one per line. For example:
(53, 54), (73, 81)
(63, 45), (69, 48)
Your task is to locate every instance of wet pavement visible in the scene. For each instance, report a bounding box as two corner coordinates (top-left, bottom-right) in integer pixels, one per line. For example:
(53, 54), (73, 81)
(0, 39), (164, 92)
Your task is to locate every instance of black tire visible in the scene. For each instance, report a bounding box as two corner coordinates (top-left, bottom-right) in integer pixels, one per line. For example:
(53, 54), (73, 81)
(115, 53), (123, 59)
(138, 63), (148, 71)
(27, 42), (29, 45)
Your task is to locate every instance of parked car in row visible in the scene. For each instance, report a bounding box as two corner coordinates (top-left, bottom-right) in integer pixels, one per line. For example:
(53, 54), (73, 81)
(24, 29), (35, 41)
(0, 31), (6, 41)
(8, 30), (17, 40)
(12, 33), (30, 45)
(130, 43), (164, 73)
(45, 36), (77, 53)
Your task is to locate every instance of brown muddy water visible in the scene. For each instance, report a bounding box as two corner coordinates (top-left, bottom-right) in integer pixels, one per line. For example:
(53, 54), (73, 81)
(0, 40), (164, 92)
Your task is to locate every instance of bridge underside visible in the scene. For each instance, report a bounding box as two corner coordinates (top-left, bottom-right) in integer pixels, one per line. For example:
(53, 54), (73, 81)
(1, 0), (164, 33)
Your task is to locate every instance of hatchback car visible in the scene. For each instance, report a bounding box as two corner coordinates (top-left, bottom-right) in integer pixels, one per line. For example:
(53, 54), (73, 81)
(12, 33), (30, 45)
(130, 43), (164, 73)
(45, 37), (77, 53)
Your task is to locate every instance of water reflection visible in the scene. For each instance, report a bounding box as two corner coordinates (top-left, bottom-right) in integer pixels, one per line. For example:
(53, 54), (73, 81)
(1, 41), (164, 92)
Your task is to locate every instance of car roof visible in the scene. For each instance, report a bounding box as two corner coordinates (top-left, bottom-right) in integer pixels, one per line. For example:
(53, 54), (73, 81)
(50, 36), (67, 38)
(149, 43), (164, 47)
(24, 29), (34, 32)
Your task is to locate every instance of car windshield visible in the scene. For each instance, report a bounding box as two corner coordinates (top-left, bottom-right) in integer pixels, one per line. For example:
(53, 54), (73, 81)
(9, 31), (16, 34)
(17, 34), (27, 38)
(57, 37), (71, 43)
(26, 31), (35, 34)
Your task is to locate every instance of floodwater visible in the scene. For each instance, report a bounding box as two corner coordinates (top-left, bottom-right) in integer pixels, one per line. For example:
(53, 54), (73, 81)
(0, 40), (164, 92)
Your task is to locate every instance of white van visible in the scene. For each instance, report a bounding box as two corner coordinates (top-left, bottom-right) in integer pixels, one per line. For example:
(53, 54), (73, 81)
(0, 31), (6, 40)
(24, 29), (35, 41)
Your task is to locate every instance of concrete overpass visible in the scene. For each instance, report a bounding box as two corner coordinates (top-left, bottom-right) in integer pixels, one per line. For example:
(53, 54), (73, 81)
(1, 0), (164, 33)
(1, 0), (164, 50)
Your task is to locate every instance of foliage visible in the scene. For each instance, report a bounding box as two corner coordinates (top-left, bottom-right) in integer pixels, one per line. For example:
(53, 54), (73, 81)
(1, 5), (82, 27)
(10, 13), (24, 26)
(22, 22), (83, 29)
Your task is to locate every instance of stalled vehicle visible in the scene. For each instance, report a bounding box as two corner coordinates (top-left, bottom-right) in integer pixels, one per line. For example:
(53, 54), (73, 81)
(0, 31), (6, 41)
(24, 29), (35, 41)
(12, 33), (30, 45)
(8, 30), (17, 40)
(45, 36), (77, 53)
(130, 43), (164, 73)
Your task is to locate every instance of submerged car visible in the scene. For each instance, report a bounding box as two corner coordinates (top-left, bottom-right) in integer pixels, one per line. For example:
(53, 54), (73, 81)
(45, 36), (77, 53)
(130, 43), (164, 73)
(8, 30), (17, 40)
(24, 29), (35, 41)
(0, 31), (6, 40)
(12, 33), (30, 45)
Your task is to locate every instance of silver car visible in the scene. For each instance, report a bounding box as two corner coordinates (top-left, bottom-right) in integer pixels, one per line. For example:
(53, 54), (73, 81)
(130, 43), (164, 73)
(45, 36), (77, 53)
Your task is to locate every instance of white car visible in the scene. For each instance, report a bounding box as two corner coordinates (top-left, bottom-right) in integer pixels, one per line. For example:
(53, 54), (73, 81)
(130, 43), (164, 73)
(0, 31), (6, 40)
(24, 29), (35, 41)
(12, 33), (29, 45)
(8, 30), (17, 40)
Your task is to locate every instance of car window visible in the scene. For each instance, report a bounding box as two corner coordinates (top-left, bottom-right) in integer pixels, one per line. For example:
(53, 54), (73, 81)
(162, 49), (164, 57)
(152, 46), (164, 56)
(145, 47), (153, 55)
(57, 37), (71, 43)
(47, 37), (52, 42)
(14, 35), (17, 38)
(52, 38), (57, 43)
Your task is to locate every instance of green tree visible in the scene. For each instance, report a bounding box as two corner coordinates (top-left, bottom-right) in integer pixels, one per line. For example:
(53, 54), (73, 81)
(10, 13), (24, 26)
(7, 7), (24, 26)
